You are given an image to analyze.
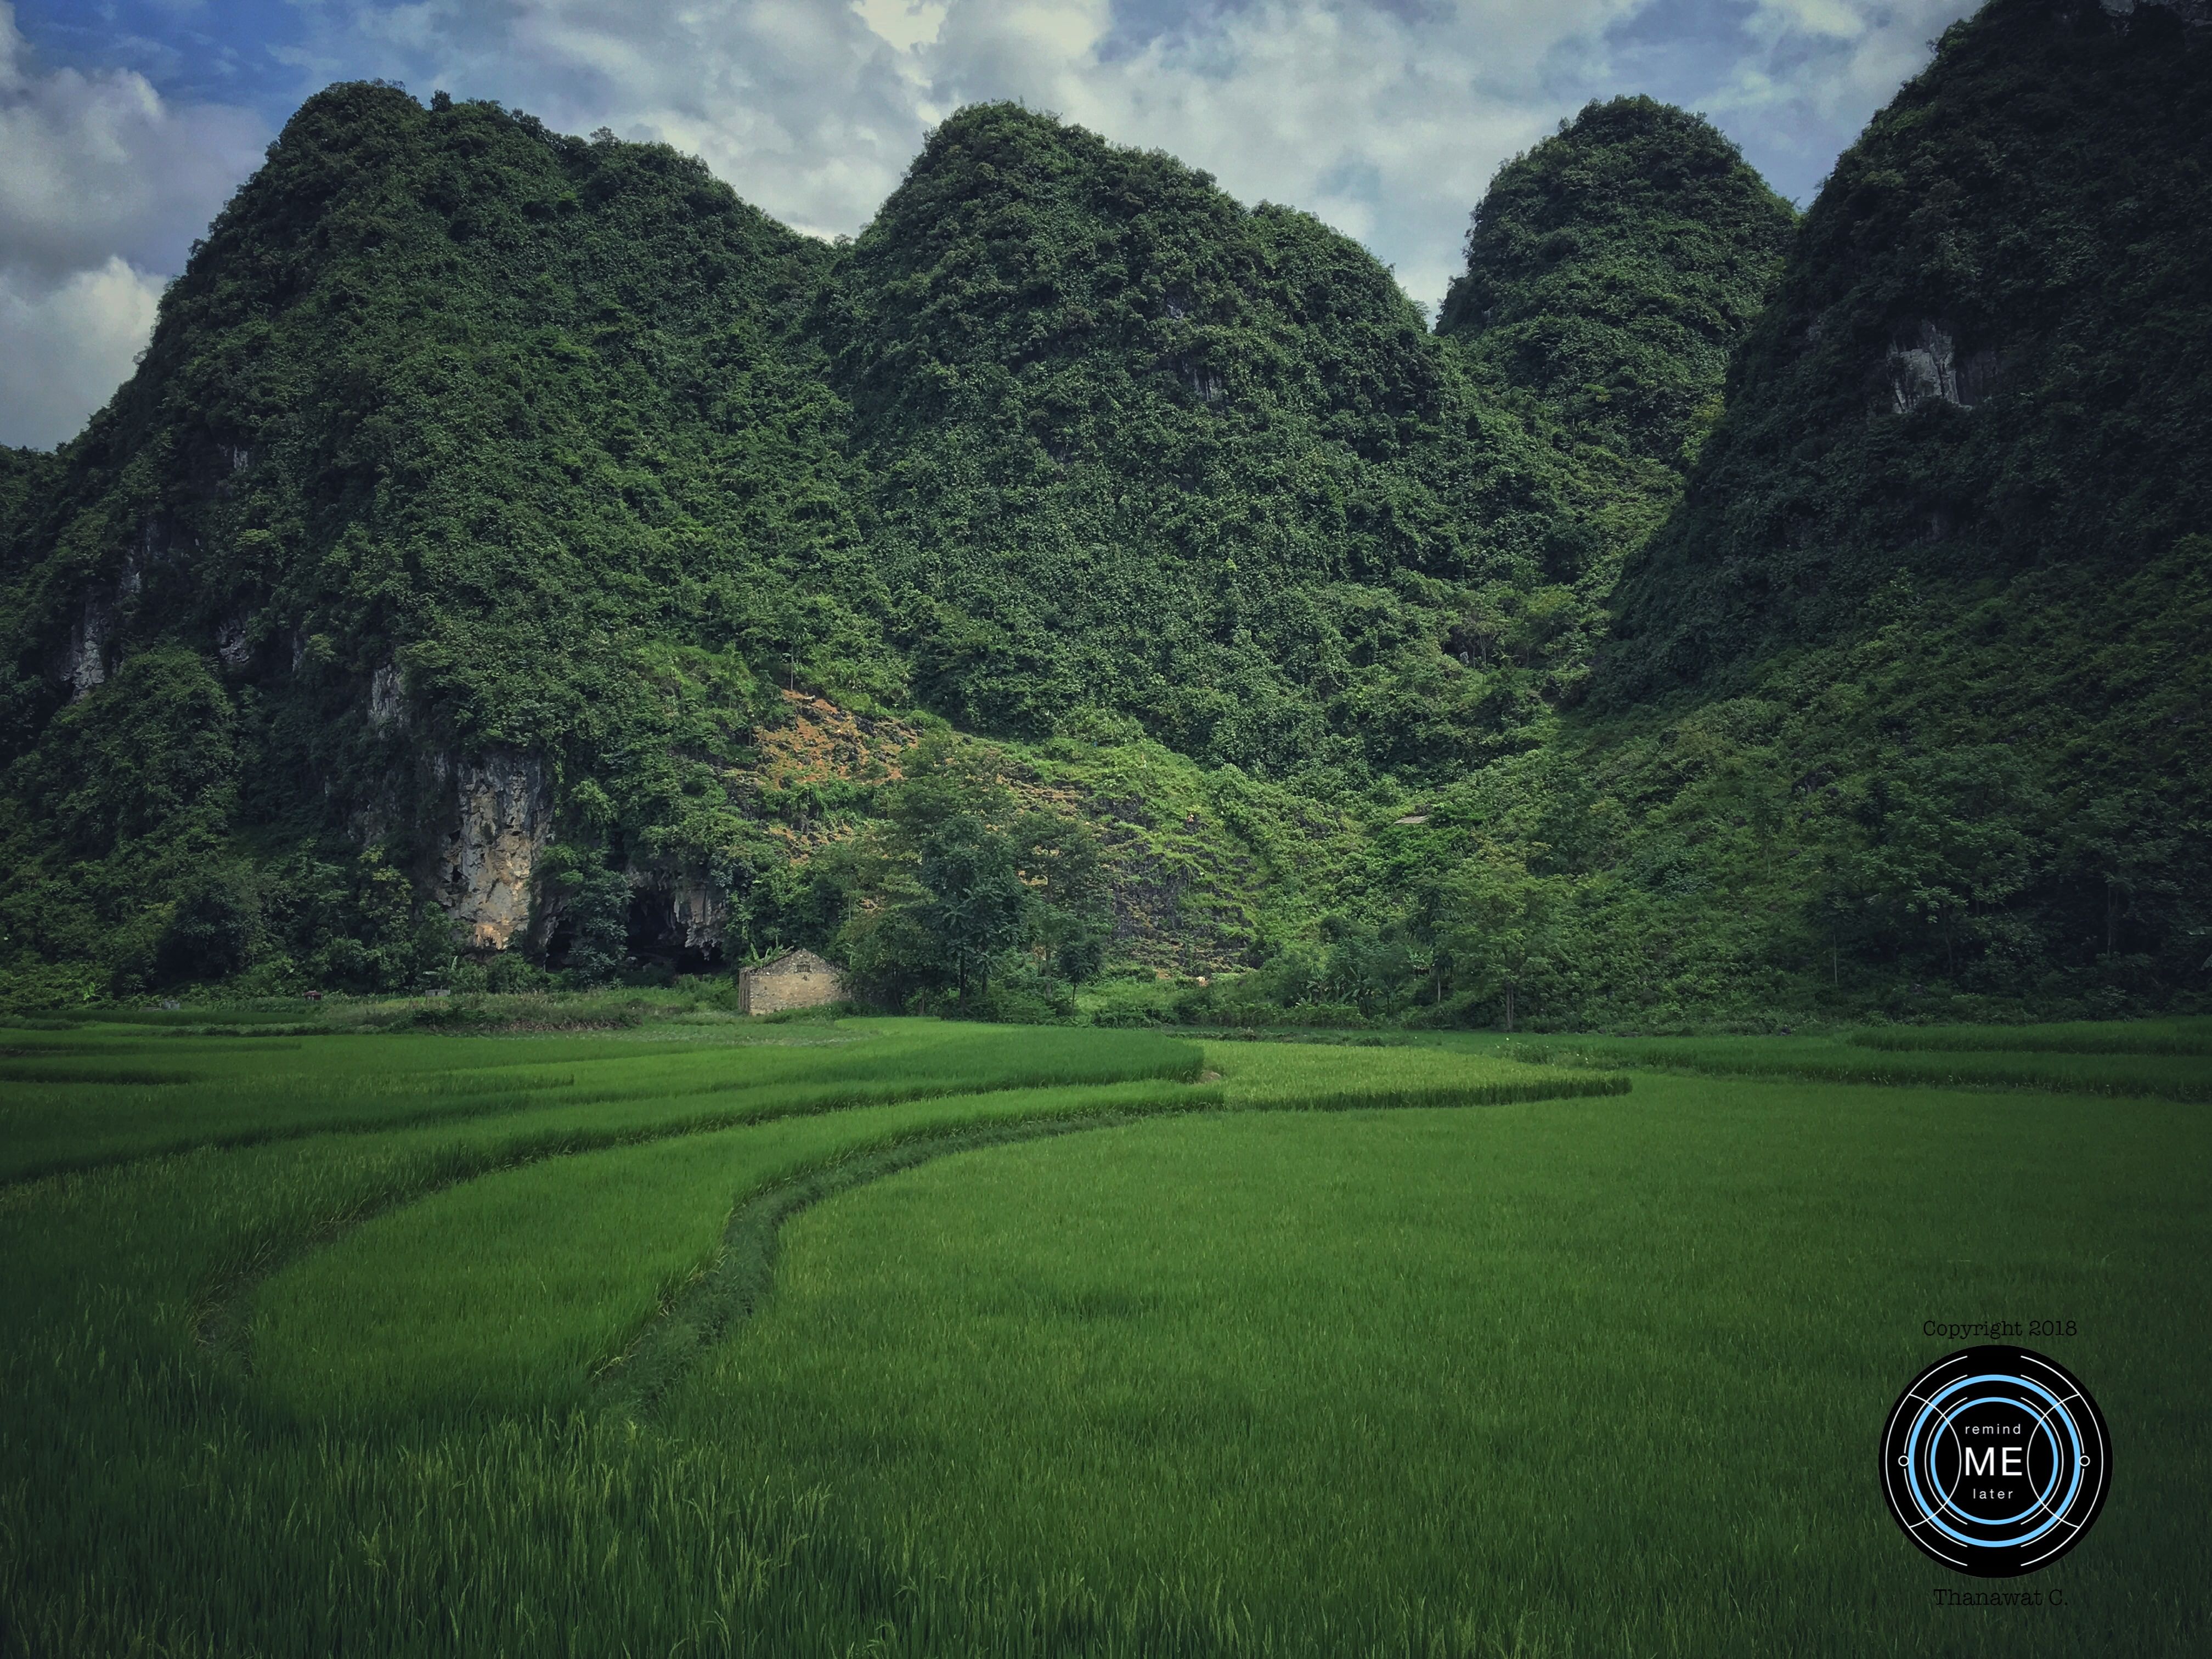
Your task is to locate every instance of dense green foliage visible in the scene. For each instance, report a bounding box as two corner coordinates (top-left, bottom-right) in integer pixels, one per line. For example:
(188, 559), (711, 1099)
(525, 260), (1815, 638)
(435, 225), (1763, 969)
(1158, 5), (2210, 1031)
(823, 735), (1111, 1014)
(2, 1), (2207, 1026)
(4, 1013), (2204, 1653)
(1439, 96), (1795, 476)
(823, 103), (1582, 776)
(0, 444), (54, 557)
(1572, 0), (2212, 1011)
(0, 83), (884, 999)
(1, 80), (1779, 1007)
(1607, 2), (2212, 692)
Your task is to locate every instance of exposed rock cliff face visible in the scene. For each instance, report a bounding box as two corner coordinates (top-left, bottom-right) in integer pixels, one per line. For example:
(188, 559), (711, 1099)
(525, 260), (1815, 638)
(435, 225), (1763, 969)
(48, 522), (182, 700)
(215, 616), (252, 670)
(366, 663), (406, 731)
(438, 752), (551, 951)
(669, 882), (725, 956)
(623, 878), (729, 967)
(1884, 321), (2003, 413)
(59, 600), (112, 697)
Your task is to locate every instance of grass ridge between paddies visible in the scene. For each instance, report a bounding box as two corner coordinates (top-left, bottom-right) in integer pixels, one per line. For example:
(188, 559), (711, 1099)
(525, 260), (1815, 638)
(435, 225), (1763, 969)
(0, 1020), (1209, 1183)
(1847, 1016), (2212, 1057)
(1497, 1018), (2212, 1102)
(244, 1038), (1624, 1420)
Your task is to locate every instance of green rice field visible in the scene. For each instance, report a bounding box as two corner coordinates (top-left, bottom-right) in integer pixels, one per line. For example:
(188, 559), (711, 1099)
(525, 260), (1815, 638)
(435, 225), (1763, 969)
(1, 1008), (2205, 1656)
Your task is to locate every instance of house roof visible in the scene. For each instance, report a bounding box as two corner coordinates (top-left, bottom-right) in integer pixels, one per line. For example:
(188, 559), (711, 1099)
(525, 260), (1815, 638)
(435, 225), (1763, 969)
(747, 947), (843, 976)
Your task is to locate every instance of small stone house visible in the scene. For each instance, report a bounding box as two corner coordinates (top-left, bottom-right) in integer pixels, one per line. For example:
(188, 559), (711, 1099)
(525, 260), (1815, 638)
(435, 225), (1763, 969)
(737, 947), (847, 1015)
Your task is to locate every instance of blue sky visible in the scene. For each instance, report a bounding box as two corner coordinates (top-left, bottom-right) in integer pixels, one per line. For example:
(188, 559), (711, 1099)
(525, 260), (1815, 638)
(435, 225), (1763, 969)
(1, 0), (1979, 447)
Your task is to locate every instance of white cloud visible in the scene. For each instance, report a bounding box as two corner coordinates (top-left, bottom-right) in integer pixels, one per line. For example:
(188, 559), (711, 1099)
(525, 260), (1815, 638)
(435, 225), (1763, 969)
(1753, 0), (1876, 38)
(0, 256), (163, 448)
(910, 0), (1649, 311)
(0, 3), (265, 447)
(1751, 0), (1969, 110)
(857, 0), (952, 56)
(1680, 0), (1975, 199)
(290, 1), (926, 239)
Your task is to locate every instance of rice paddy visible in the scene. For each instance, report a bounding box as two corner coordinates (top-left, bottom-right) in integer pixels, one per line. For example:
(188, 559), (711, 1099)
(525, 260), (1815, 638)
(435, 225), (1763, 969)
(1, 1009), (2204, 1656)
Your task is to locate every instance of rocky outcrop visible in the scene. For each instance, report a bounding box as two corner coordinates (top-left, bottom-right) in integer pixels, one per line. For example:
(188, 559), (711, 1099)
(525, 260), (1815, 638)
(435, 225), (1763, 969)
(669, 881), (725, 955)
(618, 874), (728, 967)
(50, 519), (185, 698)
(59, 598), (113, 697)
(438, 751), (551, 951)
(1886, 320), (2003, 413)
(368, 661), (406, 731)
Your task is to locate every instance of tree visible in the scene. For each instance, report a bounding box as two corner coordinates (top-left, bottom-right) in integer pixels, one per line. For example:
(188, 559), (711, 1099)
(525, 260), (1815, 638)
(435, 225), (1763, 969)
(1833, 749), (2045, 981)
(548, 850), (631, 985)
(154, 865), (262, 984)
(1437, 840), (1562, 1031)
(830, 735), (1113, 1012)
(917, 812), (1026, 998)
(1011, 809), (1111, 984)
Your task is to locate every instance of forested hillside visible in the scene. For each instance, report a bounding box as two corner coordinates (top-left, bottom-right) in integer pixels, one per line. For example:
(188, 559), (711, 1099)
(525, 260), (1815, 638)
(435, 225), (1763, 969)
(2, 0), (2205, 1025)
(826, 102), (1593, 780)
(1575, 0), (2212, 1012)
(1438, 97), (1793, 478)
(0, 84), (892, 1001)
(1428, 95), (1796, 723)
(1226, 0), (2211, 1032)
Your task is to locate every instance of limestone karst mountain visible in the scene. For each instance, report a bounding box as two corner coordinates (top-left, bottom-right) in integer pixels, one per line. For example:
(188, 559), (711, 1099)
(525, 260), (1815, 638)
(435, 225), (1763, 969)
(1579, 0), (2212, 1001)
(2, 0), (2206, 1019)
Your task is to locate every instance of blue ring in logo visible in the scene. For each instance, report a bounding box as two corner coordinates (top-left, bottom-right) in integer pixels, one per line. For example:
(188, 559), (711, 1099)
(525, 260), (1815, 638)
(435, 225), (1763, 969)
(1918, 1392), (2066, 1528)
(1905, 1379), (2080, 1546)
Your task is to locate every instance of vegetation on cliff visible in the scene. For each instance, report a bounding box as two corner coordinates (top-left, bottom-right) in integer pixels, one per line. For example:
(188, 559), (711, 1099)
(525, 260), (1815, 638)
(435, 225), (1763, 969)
(823, 102), (1578, 778)
(1581, 0), (2212, 1010)
(1438, 96), (1795, 479)
(0, 84), (882, 1000)
(2, 1), (2206, 1026)
(1172, 2), (2211, 1030)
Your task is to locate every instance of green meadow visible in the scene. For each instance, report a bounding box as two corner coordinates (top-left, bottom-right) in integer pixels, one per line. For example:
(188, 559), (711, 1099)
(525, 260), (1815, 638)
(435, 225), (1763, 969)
(1, 1009), (2204, 1656)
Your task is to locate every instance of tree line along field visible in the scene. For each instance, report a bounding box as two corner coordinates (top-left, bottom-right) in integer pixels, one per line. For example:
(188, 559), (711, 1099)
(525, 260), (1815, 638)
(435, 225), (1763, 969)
(1, 1007), (2205, 1656)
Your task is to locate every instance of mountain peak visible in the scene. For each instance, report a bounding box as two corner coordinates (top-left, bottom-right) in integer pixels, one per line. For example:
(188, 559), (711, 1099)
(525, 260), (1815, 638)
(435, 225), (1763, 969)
(1437, 93), (1795, 473)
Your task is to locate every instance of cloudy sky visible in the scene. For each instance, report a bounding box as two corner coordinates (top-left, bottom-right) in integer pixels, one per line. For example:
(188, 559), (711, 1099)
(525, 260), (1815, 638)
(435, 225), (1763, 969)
(2, 0), (1977, 449)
